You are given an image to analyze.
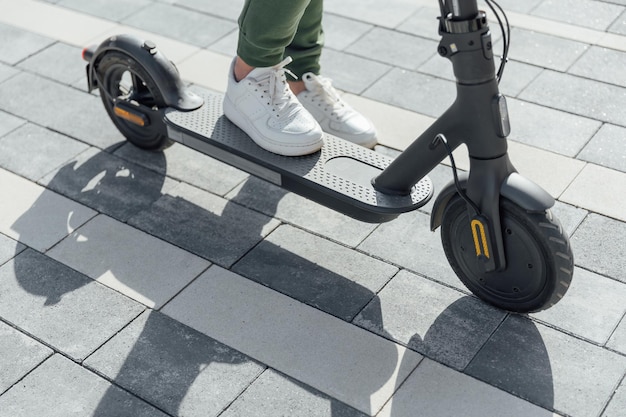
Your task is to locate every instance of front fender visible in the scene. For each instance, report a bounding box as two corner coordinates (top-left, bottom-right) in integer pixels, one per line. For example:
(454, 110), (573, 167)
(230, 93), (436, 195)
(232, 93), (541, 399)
(84, 34), (202, 111)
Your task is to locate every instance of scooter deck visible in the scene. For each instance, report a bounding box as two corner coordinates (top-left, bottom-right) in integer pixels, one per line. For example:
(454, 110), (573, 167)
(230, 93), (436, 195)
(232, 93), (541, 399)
(164, 91), (433, 223)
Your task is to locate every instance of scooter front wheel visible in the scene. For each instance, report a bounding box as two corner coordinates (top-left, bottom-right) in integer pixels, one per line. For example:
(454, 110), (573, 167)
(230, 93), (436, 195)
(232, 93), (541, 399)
(96, 51), (170, 150)
(441, 195), (573, 313)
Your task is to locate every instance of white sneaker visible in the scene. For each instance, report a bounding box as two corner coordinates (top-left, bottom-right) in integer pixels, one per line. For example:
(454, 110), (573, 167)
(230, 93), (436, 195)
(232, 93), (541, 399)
(223, 57), (323, 156)
(297, 73), (377, 148)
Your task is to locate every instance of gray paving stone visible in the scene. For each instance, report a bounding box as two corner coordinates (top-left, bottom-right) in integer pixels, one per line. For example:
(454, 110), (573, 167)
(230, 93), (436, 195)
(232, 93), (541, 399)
(221, 369), (367, 417)
(0, 233), (25, 266)
(507, 28), (588, 72)
(531, 0), (624, 30)
(578, 123), (626, 173)
(610, 9), (626, 34)
(114, 141), (249, 196)
(607, 316), (626, 355)
(354, 270), (505, 370)
(0, 62), (19, 84)
(324, 0), (422, 28)
(506, 98), (600, 157)
(17, 42), (86, 85)
(122, 2), (236, 47)
(85, 310), (264, 417)
(206, 30), (238, 57)
(466, 315), (626, 417)
(0, 354), (168, 417)
(520, 70), (626, 127)
(323, 13), (374, 51)
(177, 0), (245, 21)
(491, 0), (544, 13)
(129, 181), (280, 267)
(0, 123), (90, 181)
(0, 249), (145, 361)
(0, 72), (126, 149)
(532, 268), (626, 344)
(233, 224), (397, 321)
(570, 214), (626, 283)
(569, 46), (626, 88)
(603, 379), (626, 417)
(346, 27), (438, 71)
(226, 176), (378, 248)
(364, 67), (455, 117)
(0, 110), (25, 138)
(57, 0), (152, 21)
(320, 48), (392, 95)
(0, 321), (52, 394)
(395, 5), (445, 41)
(0, 23), (54, 65)
(551, 201), (587, 237)
(40, 147), (174, 222)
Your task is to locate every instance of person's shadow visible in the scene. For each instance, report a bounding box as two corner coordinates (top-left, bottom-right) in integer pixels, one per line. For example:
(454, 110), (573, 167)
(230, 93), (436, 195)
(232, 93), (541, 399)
(9, 138), (555, 416)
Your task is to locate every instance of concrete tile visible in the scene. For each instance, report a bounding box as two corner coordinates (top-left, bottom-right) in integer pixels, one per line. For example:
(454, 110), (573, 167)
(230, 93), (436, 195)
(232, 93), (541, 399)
(578, 123), (626, 173)
(17, 42), (86, 85)
(561, 164), (626, 222)
(40, 147), (175, 223)
(221, 369), (367, 417)
(377, 359), (558, 417)
(176, 49), (232, 93)
(602, 378), (626, 417)
(396, 5), (445, 41)
(506, 10), (606, 46)
(363, 68), (455, 118)
(0, 249), (144, 361)
(0, 110), (25, 138)
(0, 62), (19, 84)
(507, 98), (600, 157)
(0, 22), (54, 65)
(531, 268), (626, 344)
(492, 0), (544, 13)
(551, 201), (587, 237)
(176, 0), (245, 21)
(0, 168), (96, 252)
(47, 215), (210, 308)
(608, 316), (626, 355)
(346, 27), (438, 71)
(121, 3), (236, 47)
(0, 233), (25, 266)
(569, 46), (626, 88)
(324, 0), (422, 28)
(0, 72), (126, 149)
(520, 70), (626, 126)
(233, 224), (397, 321)
(0, 123), (90, 181)
(466, 315), (626, 417)
(507, 28), (588, 72)
(162, 265), (424, 416)
(0, 354), (168, 417)
(114, 141), (249, 196)
(570, 214), (626, 283)
(226, 177), (377, 248)
(0, 321), (52, 394)
(0, 0), (118, 46)
(129, 181), (280, 268)
(85, 310), (264, 417)
(323, 13), (374, 50)
(207, 29), (238, 57)
(354, 270), (505, 370)
(57, 0), (152, 22)
(531, 0), (624, 31)
(610, 9), (626, 35)
(320, 48), (392, 95)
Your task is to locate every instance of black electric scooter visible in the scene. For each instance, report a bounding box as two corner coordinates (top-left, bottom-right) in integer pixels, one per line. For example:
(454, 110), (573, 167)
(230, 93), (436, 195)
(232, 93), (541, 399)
(82, 0), (573, 313)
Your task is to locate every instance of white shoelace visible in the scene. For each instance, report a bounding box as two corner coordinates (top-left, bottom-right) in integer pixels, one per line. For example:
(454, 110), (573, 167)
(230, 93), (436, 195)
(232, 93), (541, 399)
(302, 73), (350, 120)
(252, 57), (300, 120)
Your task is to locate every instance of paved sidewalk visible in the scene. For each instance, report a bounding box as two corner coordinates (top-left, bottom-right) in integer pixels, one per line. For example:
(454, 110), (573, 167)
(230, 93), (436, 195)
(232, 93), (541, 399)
(1, 0), (625, 416)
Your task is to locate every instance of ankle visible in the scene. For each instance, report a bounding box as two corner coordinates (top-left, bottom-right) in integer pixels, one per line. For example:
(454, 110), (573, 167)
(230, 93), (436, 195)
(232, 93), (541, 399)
(234, 56), (255, 82)
(288, 80), (306, 95)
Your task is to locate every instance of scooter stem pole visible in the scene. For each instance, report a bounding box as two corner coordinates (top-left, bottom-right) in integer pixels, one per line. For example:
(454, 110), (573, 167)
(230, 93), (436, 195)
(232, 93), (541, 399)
(444, 0), (479, 20)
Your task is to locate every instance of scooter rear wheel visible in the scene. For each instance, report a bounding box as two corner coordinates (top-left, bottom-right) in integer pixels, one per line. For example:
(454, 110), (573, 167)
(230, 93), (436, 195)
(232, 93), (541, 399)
(441, 195), (573, 313)
(96, 51), (170, 150)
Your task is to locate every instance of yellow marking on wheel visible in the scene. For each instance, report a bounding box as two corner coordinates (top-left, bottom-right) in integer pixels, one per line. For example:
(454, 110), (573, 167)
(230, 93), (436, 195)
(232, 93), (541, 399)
(471, 219), (490, 259)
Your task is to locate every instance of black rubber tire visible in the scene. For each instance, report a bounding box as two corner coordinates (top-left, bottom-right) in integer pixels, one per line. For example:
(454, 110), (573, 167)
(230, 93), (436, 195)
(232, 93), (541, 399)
(441, 195), (573, 313)
(96, 51), (170, 150)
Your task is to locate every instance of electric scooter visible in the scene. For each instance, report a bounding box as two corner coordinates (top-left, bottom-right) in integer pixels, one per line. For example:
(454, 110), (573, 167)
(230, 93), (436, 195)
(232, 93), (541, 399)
(81, 0), (574, 313)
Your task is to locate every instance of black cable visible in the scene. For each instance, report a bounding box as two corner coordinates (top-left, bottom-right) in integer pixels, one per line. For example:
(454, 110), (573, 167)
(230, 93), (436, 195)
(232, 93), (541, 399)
(484, 0), (511, 83)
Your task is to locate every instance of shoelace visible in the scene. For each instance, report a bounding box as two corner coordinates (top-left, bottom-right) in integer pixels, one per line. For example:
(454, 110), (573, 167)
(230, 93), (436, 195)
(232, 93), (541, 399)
(253, 57), (299, 119)
(302, 73), (349, 120)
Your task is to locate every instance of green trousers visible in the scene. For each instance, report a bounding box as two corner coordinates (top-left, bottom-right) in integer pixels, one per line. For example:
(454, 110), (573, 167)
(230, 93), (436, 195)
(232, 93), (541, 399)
(237, 0), (324, 78)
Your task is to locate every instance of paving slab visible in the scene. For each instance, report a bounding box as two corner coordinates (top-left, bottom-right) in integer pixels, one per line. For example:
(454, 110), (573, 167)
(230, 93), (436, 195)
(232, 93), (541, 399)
(531, 267), (626, 344)
(569, 46), (626, 87)
(221, 369), (367, 417)
(0, 62), (19, 83)
(0, 168), (96, 252)
(56, 0), (152, 22)
(320, 48), (392, 95)
(507, 28), (589, 72)
(0, 321), (52, 394)
(602, 378), (626, 417)
(0, 22), (54, 65)
(233, 224), (397, 321)
(531, 0), (624, 31)
(550, 201), (588, 237)
(17, 41), (87, 86)
(377, 359), (559, 417)
(0, 110), (25, 139)
(324, 0), (423, 28)
(578, 123), (626, 173)
(465, 315), (626, 417)
(85, 310), (264, 417)
(176, 0), (244, 21)
(0, 354), (168, 417)
(0, 123), (90, 181)
(0, 249), (145, 361)
(129, 181), (280, 267)
(323, 14), (374, 51)
(47, 214), (210, 308)
(0, 234), (25, 267)
(607, 315), (626, 355)
(162, 265), (424, 416)
(610, 9), (626, 35)
(353, 270), (505, 370)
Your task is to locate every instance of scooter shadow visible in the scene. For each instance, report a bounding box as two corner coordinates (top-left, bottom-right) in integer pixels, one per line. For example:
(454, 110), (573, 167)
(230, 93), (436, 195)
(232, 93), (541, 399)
(9, 144), (555, 416)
